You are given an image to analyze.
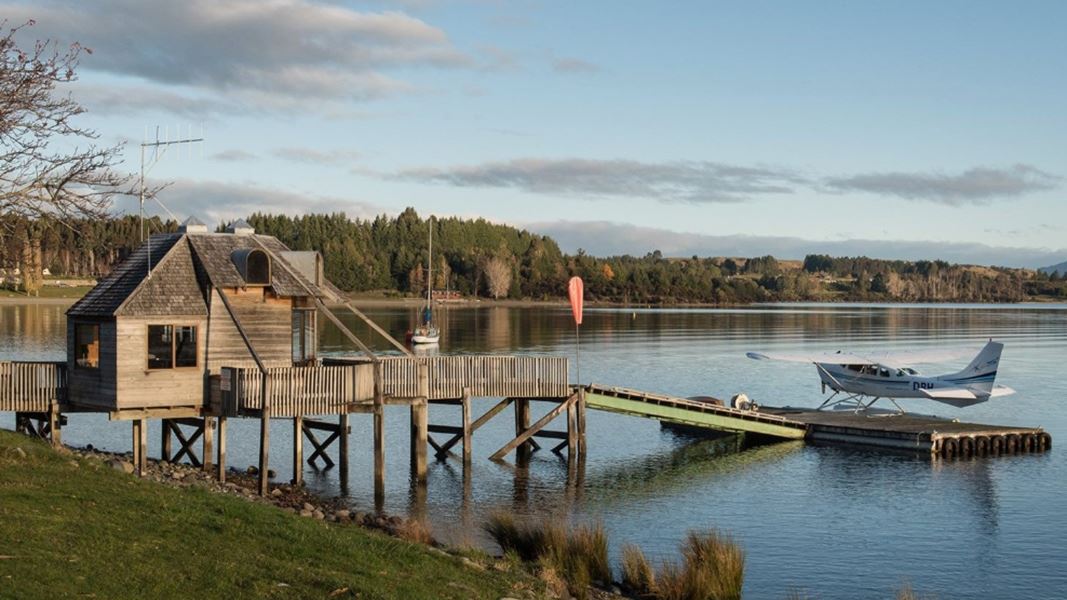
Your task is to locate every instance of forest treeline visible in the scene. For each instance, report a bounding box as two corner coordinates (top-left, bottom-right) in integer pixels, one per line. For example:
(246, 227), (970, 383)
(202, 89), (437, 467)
(4, 210), (1066, 303)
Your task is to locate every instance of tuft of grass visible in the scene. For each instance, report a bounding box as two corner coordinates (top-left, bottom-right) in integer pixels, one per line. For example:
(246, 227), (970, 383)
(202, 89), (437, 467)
(570, 521), (611, 584)
(395, 518), (435, 545)
(482, 514), (610, 599)
(896, 581), (935, 600)
(679, 530), (745, 600)
(654, 560), (688, 600)
(621, 543), (656, 596)
(0, 431), (540, 599)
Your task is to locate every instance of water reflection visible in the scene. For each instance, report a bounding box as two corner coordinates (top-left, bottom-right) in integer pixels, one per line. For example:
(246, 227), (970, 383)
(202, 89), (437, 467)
(3, 301), (1067, 599)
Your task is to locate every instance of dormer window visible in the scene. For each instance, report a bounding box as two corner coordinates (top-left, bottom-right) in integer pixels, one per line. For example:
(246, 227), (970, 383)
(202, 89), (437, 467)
(231, 248), (271, 286)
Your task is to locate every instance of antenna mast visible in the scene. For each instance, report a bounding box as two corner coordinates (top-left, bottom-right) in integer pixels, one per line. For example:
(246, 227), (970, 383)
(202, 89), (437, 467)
(138, 125), (204, 278)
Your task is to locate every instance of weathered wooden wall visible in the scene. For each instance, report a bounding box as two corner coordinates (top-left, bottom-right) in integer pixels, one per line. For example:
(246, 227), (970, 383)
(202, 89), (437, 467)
(65, 319), (117, 410)
(205, 287), (293, 373)
(114, 316), (207, 410)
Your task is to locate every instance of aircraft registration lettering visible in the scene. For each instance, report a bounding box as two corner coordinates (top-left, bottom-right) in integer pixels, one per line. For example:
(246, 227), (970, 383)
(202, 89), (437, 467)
(913, 381), (935, 391)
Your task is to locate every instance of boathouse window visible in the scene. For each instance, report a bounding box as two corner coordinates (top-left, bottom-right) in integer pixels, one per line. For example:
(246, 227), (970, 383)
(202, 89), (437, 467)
(75, 323), (99, 369)
(292, 309), (316, 364)
(147, 325), (198, 370)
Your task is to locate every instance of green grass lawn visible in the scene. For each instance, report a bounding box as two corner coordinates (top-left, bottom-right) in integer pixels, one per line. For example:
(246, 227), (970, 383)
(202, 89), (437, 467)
(0, 431), (538, 599)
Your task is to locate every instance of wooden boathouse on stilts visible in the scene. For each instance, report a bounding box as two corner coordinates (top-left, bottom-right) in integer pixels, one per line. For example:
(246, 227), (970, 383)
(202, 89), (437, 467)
(1, 217), (581, 503)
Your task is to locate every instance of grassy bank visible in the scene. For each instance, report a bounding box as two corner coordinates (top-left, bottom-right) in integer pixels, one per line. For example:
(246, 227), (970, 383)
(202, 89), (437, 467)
(0, 430), (539, 599)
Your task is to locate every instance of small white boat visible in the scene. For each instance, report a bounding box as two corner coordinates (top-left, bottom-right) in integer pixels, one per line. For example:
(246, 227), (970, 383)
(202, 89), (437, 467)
(411, 324), (440, 345)
(411, 218), (441, 345)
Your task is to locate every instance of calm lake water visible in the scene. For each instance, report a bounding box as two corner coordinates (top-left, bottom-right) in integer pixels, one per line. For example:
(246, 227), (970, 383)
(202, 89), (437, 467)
(3, 301), (1066, 598)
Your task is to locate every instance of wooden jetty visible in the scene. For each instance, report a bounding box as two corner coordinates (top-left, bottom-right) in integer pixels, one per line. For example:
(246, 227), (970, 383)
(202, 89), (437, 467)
(0, 218), (1053, 509)
(0, 219), (580, 508)
(584, 384), (1051, 458)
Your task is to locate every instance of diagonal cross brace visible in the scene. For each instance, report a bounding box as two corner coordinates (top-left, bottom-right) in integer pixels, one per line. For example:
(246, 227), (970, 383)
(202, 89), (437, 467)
(489, 393), (577, 461)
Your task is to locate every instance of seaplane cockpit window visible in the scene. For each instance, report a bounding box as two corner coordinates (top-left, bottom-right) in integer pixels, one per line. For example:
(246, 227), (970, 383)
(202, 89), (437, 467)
(845, 364), (863, 372)
(879, 368), (890, 377)
(903, 367), (919, 375)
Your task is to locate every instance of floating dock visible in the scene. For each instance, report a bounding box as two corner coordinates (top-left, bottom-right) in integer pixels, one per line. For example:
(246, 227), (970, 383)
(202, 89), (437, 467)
(584, 384), (1051, 458)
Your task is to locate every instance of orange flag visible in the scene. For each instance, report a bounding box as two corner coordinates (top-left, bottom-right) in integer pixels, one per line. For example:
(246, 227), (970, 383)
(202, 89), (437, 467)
(568, 276), (584, 325)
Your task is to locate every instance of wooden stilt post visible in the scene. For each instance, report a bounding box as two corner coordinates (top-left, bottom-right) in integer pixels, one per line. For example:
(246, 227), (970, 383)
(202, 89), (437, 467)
(48, 404), (62, 448)
(202, 417), (215, 472)
(567, 395), (578, 462)
(160, 419), (172, 462)
(216, 416), (228, 482)
(292, 416), (304, 486)
(411, 399), (427, 482)
(515, 398), (531, 461)
(136, 419), (148, 476)
(577, 387), (587, 456)
(461, 388), (472, 466)
(374, 405), (385, 509)
(258, 407), (271, 496)
(338, 412), (350, 486)
(131, 420), (140, 472)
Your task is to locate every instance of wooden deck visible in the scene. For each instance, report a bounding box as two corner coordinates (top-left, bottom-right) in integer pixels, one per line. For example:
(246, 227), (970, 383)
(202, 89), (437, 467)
(763, 407), (1052, 457)
(584, 384), (1051, 458)
(222, 355), (571, 417)
(0, 361), (66, 412)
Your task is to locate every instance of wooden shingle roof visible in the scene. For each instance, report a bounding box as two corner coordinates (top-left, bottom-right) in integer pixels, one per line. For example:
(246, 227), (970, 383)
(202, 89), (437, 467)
(67, 233), (184, 318)
(67, 231), (339, 319)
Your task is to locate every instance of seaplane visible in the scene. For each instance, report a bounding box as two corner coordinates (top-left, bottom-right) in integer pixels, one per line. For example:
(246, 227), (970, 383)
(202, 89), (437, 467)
(746, 340), (1015, 413)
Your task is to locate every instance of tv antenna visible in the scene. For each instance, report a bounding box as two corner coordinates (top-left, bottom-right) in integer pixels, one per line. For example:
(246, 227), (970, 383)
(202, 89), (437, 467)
(139, 125), (204, 277)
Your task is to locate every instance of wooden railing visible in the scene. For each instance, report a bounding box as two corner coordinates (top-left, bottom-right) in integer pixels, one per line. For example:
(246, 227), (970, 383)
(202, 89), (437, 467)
(328, 355), (571, 400)
(0, 361), (67, 412)
(221, 363), (375, 417)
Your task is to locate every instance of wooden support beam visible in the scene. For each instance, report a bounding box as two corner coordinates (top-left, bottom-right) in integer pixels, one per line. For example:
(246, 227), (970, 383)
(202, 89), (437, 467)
(514, 398), (532, 461)
(532, 430), (569, 440)
(567, 394), (578, 462)
(172, 421), (204, 467)
(341, 300), (413, 356)
(374, 404), (385, 508)
(461, 388), (472, 465)
(304, 426), (338, 468)
(292, 416), (303, 485)
(202, 417), (215, 472)
(48, 404), (62, 448)
(161, 419), (173, 462)
(410, 398), (427, 482)
(490, 394), (577, 461)
(338, 413), (350, 484)
(577, 387), (587, 456)
(434, 398), (514, 459)
(133, 419), (148, 476)
(216, 416), (228, 483)
(258, 406), (270, 496)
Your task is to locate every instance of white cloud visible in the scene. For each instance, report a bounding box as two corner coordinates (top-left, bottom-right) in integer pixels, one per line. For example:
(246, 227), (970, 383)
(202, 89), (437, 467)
(11, 0), (472, 112)
(824, 164), (1060, 204)
(394, 158), (805, 202)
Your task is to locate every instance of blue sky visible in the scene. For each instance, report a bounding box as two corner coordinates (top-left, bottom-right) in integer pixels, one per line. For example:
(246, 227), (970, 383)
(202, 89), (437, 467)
(9, 1), (1067, 266)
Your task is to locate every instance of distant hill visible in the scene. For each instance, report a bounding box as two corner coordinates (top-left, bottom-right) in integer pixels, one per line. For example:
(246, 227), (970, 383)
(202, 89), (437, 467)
(1040, 261), (1067, 276)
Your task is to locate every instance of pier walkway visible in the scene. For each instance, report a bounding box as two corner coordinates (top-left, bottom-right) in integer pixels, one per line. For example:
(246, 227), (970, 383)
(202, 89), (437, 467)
(583, 384), (1051, 458)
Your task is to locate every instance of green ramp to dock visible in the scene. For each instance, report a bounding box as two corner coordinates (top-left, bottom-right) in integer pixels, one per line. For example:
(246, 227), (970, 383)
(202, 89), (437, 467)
(583, 384), (807, 440)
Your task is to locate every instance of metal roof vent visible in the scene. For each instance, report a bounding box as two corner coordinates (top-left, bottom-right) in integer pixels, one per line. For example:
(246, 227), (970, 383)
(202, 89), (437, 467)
(179, 215), (208, 233)
(226, 219), (255, 236)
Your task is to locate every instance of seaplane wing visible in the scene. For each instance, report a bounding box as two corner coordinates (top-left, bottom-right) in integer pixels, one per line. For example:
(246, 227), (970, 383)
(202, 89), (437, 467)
(855, 347), (981, 370)
(745, 351), (876, 365)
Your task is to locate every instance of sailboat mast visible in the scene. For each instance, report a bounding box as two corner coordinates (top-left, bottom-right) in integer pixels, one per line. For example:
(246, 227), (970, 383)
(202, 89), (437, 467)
(426, 218), (433, 309)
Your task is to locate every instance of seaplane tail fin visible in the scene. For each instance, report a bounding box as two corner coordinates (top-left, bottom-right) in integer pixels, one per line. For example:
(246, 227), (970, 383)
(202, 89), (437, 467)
(944, 340), (1003, 394)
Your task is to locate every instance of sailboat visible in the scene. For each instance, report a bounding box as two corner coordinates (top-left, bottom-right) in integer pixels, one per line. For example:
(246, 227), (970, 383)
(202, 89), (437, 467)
(410, 218), (441, 345)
